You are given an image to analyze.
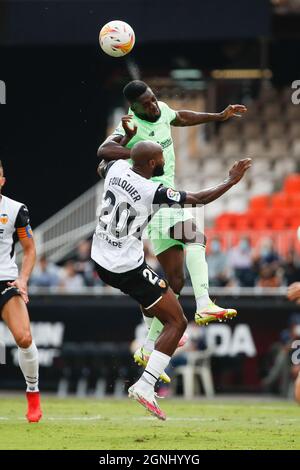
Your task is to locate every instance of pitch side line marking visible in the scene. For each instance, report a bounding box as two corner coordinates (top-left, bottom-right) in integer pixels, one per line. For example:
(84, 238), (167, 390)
(0, 416), (299, 423)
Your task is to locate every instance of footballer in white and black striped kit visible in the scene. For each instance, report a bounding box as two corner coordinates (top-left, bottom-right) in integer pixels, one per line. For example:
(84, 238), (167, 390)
(0, 160), (42, 422)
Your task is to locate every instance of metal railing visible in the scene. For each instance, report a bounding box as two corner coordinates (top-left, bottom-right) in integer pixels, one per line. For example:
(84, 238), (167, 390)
(27, 285), (289, 297)
(16, 181), (104, 263)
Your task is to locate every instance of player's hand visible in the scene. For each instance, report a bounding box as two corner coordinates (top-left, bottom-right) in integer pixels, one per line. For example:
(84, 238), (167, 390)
(7, 278), (29, 304)
(219, 104), (247, 121)
(228, 158), (252, 185)
(287, 282), (300, 302)
(121, 115), (137, 139)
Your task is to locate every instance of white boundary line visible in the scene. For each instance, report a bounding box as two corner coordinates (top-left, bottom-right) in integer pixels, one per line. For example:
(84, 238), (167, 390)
(0, 415), (299, 424)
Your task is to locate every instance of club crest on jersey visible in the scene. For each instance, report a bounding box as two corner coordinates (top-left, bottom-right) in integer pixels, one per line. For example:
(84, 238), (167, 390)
(166, 188), (181, 202)
(0, 213), (8, 224)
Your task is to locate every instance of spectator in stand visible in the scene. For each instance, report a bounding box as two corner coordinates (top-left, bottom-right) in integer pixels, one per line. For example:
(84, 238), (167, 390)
(59, 260), (85, 293)
(257, 264), (281, 288)
(284, 248), (300, 285)
(272, 0), (300, 14)
(30, 254), (60, 288)
(228, 237), (256, 287)
(72, 239), (96, 286)
(254, 238), (280, 269)
(254, 238), (282, 288)
(207, 237), (231, 287)
(287, 283), (300, 404)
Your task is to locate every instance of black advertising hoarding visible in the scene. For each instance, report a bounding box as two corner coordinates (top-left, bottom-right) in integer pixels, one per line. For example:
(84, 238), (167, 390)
(0, 293), (298, 393)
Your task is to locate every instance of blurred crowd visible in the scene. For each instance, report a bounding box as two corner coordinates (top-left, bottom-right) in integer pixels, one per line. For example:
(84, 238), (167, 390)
(271, 0), (300, 14)
(29, 240), (101, 293)
(30, 236), (300, 292)
(29, 239), (167, 293)
(206, 236), (300, 288)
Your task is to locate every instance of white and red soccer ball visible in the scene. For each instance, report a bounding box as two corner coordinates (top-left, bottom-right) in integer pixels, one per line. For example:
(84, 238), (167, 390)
(99, 20), (135, 57)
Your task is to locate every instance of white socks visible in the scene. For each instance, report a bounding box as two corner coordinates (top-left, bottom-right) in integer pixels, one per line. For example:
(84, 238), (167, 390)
(138, 350), (171, 390)
(142, 313), (153, 331)
(196, 292), (211, 311)
(18, 341), (39, 392)
(185, 243), (211, 311)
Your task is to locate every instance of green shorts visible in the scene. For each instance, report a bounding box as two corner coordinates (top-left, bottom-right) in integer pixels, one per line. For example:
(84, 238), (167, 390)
(147, 207), (194, 256)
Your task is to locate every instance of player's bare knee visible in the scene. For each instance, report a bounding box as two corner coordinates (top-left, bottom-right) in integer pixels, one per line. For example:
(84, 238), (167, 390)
(172, 308), (187, 333)
(16, 331), (32, 349)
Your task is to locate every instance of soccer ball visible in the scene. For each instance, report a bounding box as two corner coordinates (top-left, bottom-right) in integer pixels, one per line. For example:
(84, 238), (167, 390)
(99, 20), (135, 57)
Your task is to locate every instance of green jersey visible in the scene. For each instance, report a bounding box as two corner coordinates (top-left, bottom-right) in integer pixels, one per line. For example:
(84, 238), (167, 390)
(112, 101), (177, 188)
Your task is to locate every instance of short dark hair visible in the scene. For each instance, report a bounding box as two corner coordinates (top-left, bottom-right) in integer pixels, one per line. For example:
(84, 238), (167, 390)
(123, 80), (148, 103)
(0, 160), (3, 172)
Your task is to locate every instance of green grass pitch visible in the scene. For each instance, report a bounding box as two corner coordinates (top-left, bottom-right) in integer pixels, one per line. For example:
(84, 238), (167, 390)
(0, 397), (299, 450)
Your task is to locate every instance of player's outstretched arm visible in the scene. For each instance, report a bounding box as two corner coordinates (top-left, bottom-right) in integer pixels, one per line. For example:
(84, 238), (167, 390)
(97, 115), (137, 161)
(185, 158), (252, 206)
(171, 104), (247, 127)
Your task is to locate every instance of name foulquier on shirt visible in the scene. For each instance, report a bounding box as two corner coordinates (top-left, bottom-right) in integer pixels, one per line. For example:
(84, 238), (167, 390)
(91, 160), (186, 274)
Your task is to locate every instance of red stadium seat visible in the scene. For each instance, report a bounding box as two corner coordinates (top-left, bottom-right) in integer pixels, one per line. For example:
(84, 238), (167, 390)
(249, 195), (270, 211)
(246, 210), (257, 226)
(248, 208), (283, 230)
(215, 213), (238, 230)
(270, 217), (289, 230)
(271, 192), (290, 209)
(268, 207), (290, 220)
(234, 214), (252, 230)
(251, 217), (270, 230)
(284, 174), (300, 194)
(288, 209), (300, 229)
(289, 193), (300, 208)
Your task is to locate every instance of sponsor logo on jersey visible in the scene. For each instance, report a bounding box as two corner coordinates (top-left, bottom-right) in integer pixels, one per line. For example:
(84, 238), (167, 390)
(0, 214), (8, 224)
(97, 231), (122, 248)
(159, 138), (173, 150)
(166, 188), (181, 202)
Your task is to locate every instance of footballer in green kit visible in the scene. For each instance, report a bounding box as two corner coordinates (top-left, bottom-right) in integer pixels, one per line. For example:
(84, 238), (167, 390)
(98, 80), (247, 381)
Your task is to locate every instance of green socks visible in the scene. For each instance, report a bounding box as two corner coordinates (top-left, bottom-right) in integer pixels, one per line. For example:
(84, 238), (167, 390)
(143, 294), (179, 353)
(142, 242), (210, 352)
